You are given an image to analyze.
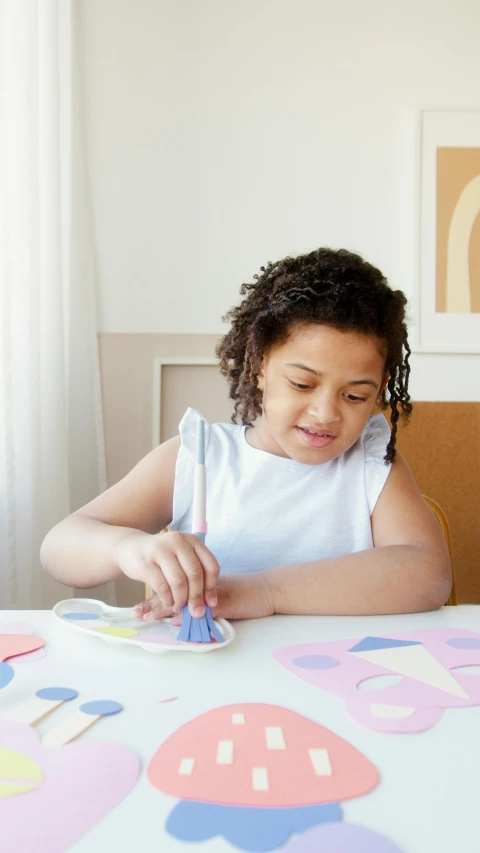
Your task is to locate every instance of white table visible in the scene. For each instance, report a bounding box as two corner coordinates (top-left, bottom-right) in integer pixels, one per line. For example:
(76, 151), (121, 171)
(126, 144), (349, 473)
(1, 606), (480, 853)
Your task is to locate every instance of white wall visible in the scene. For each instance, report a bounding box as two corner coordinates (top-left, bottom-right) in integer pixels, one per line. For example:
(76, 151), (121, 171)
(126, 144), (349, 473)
(80, 0), (480, 400)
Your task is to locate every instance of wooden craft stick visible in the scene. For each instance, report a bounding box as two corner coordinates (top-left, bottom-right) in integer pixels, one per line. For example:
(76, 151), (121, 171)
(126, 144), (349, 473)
(42, 700), (123, 747)
(5, 687), (78, 725)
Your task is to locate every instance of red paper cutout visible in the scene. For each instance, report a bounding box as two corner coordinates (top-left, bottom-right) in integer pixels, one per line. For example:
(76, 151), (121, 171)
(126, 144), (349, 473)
(0, 635), (44, 662)
(148, 703), (379, 807)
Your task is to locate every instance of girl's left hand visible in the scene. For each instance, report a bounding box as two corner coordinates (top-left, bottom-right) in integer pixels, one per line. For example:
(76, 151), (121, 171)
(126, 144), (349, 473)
(133, 572), (274, 623)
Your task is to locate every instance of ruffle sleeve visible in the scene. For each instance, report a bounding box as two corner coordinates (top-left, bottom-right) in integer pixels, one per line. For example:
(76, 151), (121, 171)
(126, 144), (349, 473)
(363, 413), (392, 515)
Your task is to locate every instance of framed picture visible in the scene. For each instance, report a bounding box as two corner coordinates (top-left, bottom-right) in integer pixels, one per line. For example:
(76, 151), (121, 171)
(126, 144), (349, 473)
(151, 357), (231, 448)
(415, 106), (480, 352)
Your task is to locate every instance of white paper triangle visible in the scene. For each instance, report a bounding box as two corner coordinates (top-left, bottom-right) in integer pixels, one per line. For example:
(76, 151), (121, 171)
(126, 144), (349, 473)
(352, 643), (469, 698)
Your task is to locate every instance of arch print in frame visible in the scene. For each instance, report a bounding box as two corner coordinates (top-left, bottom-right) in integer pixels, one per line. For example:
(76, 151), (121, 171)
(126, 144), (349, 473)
(415, 106), (480, 352)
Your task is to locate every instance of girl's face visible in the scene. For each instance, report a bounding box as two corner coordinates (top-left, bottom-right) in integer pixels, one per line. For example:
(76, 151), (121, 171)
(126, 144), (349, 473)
(251, 323), (388, 464)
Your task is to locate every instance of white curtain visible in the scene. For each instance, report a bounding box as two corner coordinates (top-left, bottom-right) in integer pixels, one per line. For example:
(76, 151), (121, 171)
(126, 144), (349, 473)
(0, 0), (112, 608)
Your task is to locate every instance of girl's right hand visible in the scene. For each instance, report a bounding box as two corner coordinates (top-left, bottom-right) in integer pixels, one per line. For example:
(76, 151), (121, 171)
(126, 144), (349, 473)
(112, 530), (219, 620)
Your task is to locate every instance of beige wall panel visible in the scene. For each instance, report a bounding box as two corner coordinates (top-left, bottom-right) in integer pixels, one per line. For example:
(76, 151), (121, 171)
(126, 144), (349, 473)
(100, 335), (480, 606)
(160, 365), (232, 443)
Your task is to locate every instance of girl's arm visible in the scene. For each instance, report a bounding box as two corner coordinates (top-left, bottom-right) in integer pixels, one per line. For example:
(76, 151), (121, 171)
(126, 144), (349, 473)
(215, 451), (452, 619)
(40, 436), (181, 588)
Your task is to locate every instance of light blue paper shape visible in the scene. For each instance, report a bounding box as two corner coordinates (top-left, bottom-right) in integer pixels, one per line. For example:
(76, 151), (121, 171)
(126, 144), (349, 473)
(166, 800), (342, 852)
(348, 636), (421, 654)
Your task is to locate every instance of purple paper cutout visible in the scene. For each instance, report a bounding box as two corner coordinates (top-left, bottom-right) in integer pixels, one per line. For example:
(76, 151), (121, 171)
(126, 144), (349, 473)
(167, 800), (342, 851)
(0, 720), (140, 853)
(446, 638), (480, 650)
(292, 654), (339, 670)
(356, 675), (402, 692)
(284, 821), (402, 852)
(274, 628), (480, 733)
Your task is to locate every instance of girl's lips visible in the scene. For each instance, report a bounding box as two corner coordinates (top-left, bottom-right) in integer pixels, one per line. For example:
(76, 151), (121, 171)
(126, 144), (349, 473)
(296, 426), (336, 449)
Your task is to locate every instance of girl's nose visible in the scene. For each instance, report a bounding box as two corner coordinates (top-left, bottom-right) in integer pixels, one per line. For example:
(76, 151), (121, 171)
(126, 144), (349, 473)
(307, 394), (340, 424)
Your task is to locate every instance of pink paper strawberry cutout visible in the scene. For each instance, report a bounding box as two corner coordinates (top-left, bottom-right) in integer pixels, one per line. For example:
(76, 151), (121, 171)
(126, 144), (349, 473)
(148, 702), (380, 850)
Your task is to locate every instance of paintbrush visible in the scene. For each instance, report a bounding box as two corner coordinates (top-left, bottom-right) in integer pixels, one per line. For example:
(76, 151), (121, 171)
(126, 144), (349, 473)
(177, 419), (223, 644)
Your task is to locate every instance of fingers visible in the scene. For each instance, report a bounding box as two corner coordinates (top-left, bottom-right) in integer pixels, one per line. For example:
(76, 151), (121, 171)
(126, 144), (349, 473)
(134, 534), (221, 620)
(174, 541), (207, 617)
(132, 599), (151, 618)
(192, 538), (220, 609)
(133, 594), (174, 622)
(144, 563), (175, 612)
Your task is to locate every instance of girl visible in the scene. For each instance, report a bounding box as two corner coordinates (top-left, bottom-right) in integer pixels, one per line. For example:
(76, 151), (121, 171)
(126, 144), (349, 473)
(41, 248), (452, 620)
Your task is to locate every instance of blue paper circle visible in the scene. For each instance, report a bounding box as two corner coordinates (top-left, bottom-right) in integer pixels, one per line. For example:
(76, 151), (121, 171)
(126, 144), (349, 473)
(79, 700), (123, 716)
(0, 662), (14, 689)
(292, 654), (339, 670)
(62, 612), (101, 621)
(446, 638), (480, 650)
(36, 687), (78, 701)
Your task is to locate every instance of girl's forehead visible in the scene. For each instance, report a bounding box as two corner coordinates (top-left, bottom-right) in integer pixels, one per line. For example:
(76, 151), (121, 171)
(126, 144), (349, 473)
(269, 324), (387, 371)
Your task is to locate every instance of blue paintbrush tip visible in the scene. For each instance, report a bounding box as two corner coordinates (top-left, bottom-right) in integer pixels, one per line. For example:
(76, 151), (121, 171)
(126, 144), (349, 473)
(177, 605), (224, 644)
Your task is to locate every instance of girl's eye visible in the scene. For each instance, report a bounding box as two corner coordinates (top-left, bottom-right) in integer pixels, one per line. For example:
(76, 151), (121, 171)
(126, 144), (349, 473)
(289, 380), (312, 391)
(344, 394), (367, 403)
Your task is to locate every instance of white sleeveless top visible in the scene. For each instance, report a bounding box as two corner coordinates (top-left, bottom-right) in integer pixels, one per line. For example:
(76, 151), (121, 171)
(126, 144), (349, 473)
(170, 408), (392, 574)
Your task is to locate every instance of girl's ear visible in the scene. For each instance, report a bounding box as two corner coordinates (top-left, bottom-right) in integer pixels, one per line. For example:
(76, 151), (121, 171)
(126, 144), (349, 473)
(257, 364), (265, 392)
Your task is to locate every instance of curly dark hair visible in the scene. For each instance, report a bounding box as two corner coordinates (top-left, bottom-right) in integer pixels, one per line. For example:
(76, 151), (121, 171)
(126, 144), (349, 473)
(216, 247), (412, 464)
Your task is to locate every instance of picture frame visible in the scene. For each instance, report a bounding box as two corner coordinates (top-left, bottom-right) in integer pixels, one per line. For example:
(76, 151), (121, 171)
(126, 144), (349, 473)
(151, 357), (219, 448)
(414, 106), (480, 353)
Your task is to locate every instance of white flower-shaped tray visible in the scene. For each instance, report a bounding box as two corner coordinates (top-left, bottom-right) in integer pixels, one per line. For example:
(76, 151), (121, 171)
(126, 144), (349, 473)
(53, 598), (235, 654)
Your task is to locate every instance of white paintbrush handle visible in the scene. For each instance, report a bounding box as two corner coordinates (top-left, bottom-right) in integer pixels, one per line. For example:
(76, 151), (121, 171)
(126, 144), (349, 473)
(192, 464), (206, 531)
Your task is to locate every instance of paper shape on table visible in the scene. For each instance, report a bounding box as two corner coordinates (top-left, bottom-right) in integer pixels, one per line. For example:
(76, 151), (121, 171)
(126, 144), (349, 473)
(53, 598), (235, 654)
(0, 688), (140, 853)
(148, 702), (386, 851)
(348, 637), (469, 699)
(0, 634), (46, 692)
(0, 635), (45, 663)
(283, 821), (402, 852)
(274, 629), (480, 733)
(0, 624), (46, 662)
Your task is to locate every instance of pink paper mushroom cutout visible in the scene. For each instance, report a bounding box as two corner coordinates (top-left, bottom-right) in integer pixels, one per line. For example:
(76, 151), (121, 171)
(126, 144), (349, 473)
(0, 689), (140, 853)
(273, 629), (480, 734)
(147, 702), (400, 851)
(0, 624), (46, 663)
(0, 634), (46, 692)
